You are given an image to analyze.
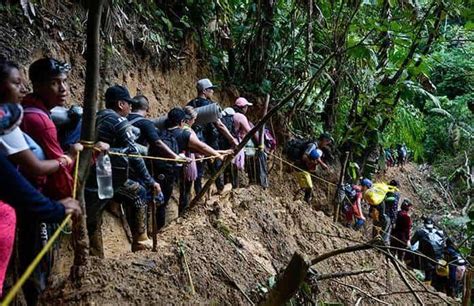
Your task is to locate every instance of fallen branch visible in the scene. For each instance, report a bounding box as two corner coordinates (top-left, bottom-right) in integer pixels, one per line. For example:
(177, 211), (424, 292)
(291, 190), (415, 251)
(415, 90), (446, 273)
(316, 268), (374, 281)
(217, 262), (254, 305)
(388, 255), (424, 305)
(310, 239), (380, 266)
(330, 279), (390, 305)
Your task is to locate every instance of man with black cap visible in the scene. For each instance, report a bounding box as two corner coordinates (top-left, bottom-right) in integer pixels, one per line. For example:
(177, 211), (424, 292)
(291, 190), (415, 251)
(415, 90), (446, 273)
(187, 78), (237, 193)
(86, 84), (160, 254)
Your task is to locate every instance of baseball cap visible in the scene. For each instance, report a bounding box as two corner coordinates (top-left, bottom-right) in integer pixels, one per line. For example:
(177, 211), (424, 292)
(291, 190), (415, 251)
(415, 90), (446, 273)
(105, 85), (136, 105)
(29, 58), (71, 84)
(309, 148), (323, 160)
(235, 97), (253, 107)
(401, 199), (412, 210)
(361, 178), (373, 188)
(196, 78), (217, 92)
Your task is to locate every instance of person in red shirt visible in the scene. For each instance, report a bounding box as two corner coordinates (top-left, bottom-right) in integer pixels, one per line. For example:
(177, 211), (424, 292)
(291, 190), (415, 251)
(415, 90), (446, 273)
(390, 199), (413, 260)
(344, 185), (366, 230)
(20, 58), (83, 200)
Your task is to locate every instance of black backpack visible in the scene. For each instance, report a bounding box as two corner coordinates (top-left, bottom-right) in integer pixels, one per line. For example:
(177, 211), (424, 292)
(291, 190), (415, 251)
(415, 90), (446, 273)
(284, 138), (313, 162)
(219, 113), (236, 149)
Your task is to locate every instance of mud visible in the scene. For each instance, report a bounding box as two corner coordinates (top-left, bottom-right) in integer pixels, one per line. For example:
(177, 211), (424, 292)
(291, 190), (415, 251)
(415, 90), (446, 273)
(42, 171), (451, 305)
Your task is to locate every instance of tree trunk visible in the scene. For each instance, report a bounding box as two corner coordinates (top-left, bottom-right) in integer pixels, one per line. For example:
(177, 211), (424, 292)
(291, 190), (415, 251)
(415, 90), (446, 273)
(260, 252), (309, 306)
(71, 0), (105, 272)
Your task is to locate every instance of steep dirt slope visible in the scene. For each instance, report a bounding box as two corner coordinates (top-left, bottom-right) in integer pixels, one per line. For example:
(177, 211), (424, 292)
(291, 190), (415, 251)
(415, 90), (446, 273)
(43, 173), (450, 305)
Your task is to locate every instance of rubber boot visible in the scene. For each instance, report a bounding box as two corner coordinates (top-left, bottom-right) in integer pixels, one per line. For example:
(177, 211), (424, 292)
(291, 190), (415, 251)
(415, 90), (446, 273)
(132, 206), (152, 252)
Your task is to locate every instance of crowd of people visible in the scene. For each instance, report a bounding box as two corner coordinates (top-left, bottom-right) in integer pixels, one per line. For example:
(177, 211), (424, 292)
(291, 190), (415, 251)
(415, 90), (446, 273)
(0, 56), (467, 303)
(284, 137), (466, 299)
(0, 57), (273, 303)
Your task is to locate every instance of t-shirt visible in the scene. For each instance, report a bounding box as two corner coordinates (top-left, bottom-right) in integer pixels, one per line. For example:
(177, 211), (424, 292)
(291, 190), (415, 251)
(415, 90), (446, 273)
(0, 127), (29, 156)
(232, 112), (252, 140)
(127, 113), (160, 146)
(20, 94), (73, 200)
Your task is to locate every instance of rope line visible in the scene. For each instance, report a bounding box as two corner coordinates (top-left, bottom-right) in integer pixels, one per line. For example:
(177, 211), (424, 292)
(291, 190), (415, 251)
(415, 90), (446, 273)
(107, 151), (231, 162)
(1, 151), (82, 305)
(269, 152), (337, 186)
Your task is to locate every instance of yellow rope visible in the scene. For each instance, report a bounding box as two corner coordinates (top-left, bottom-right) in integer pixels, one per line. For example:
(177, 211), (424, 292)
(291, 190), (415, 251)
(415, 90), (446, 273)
(269, 152), (337, 186)
(1, 151), (81, 305)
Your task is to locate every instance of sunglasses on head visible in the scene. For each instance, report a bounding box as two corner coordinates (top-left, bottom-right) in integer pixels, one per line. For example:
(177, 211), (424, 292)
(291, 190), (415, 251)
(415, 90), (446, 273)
(48, 59), (71, 74)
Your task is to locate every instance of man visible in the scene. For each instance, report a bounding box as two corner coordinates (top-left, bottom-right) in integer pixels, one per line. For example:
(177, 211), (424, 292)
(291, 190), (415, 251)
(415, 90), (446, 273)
(187, 78), (237, 192)
(20, 58), (83, 200)
(86, 85), (160, 255)
(390, 199), (413, 260)
(411, 218), (445, 285)
(287, 134), (331, 203)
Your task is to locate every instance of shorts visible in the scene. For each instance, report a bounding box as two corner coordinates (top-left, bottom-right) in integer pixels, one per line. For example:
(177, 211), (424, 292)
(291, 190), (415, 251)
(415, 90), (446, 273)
(294, 171), (313, 189)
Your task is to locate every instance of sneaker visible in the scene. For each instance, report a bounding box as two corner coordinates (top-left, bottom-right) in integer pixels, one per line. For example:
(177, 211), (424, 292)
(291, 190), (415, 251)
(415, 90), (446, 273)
(0, 103), (23, 136)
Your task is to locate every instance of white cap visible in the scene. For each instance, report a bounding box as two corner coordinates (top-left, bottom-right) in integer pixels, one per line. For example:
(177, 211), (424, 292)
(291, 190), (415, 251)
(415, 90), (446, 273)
(197, 78), (216, 92)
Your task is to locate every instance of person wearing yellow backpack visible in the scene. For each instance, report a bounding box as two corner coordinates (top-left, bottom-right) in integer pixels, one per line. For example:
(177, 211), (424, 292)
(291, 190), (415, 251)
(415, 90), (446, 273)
(361, 178), (392, 243)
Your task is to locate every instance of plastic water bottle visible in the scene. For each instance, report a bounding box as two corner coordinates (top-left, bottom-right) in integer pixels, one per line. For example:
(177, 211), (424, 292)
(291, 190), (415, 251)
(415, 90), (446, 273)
(96, 152), (114, 199)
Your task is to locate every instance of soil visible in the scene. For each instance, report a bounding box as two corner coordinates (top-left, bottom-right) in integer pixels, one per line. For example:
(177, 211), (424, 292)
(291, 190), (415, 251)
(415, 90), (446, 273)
(42, 165), (453, 305)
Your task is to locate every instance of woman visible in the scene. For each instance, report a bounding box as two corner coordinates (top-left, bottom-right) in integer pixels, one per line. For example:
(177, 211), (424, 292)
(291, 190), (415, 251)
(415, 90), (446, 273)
(151, 107), (228, 225)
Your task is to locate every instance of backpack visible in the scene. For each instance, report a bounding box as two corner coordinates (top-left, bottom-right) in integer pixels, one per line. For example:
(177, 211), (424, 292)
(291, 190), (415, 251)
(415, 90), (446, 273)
(284, 138), (312, 162)
(422, 228), (445, 260)
(151, 128), (180, 173)
(364, 183), (398, 206)
(264, 128), (277, 152)
(219, 112), (236, 149)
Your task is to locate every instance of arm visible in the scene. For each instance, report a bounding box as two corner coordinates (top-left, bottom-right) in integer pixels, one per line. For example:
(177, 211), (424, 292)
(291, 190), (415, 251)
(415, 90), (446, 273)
(188, 132), (223, 159)
(9, 149), (70, 176)
(21, 114), (74, 199)
(214, 119), (238, 146)
(120, 122), (156, 187)
(317, 158), (330, 170)
(0, 154), (66, 222)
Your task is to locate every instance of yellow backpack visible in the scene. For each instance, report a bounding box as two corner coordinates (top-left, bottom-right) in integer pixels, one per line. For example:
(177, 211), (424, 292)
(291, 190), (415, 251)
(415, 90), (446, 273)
(363, 183), (398, 206)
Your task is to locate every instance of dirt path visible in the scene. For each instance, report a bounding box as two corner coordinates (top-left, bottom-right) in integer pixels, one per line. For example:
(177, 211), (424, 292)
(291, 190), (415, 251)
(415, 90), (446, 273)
(42, 171), (452, 305)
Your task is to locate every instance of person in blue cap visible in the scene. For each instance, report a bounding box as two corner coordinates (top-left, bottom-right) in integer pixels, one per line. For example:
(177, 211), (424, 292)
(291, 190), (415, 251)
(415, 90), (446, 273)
(295, 146), (330, 203)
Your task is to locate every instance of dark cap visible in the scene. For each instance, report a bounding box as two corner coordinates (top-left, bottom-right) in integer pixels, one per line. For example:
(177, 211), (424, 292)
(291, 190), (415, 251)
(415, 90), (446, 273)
(105, 85), (136, 105)
(319, 132), (334, 143)
(29, 58), (71, 84)
(401, 199), (412, 210)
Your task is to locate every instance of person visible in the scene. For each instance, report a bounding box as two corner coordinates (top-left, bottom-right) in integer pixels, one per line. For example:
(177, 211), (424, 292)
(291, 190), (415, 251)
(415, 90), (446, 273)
(445, 238), (466, 297)
(127, 94), (182, 206)
(361, 178), (391, 243)
(390, 199), (413, 260)
(187, 78), (237, 193)
(150, 107), (228, 221)
(385, 179), (401, 226)
(295, 146), (329, 203)
(384, 148), (394, 167)
(0, 59), (76, 179)
(20, 58), (84, 199)
(397, 144), (407, 168)
(0, 103), (82, 299)
(180, 106), (199, 212)
(127, 95), (179, 158)
(220, 97), (259, 187)
(87, 85), (160, 254)
(411, 218), (445, 285)
(342, 184), (365, 230)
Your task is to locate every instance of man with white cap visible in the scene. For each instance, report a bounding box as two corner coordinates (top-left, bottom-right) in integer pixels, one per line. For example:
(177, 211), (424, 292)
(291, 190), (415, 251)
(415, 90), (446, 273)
(187, 78), (237, 192)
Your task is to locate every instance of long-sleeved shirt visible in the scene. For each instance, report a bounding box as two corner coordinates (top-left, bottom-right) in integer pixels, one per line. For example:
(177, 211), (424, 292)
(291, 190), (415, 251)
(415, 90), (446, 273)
(96, 109), (155, 187)
(0, 154), (65, 222)
(20, 94), (74, 200)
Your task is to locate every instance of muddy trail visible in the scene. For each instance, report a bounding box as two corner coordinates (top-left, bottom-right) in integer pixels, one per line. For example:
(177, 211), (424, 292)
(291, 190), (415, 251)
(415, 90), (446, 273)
(42, 164), (453, 305)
